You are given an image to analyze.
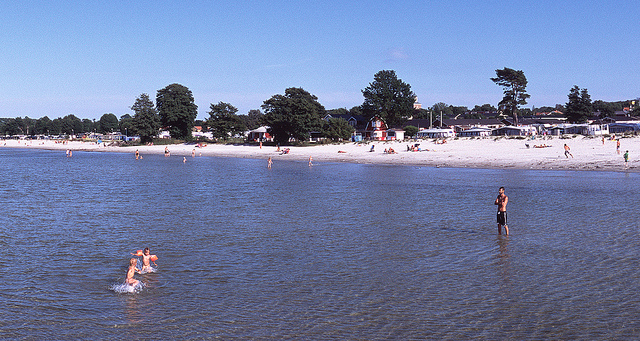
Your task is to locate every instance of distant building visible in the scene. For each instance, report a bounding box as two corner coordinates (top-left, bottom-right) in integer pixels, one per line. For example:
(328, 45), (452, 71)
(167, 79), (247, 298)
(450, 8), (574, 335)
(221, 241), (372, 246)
(413, 96), (422, 110)
(247, 126), (272, 141)
(364, 116), (388, 140)
(417, 128), (455, 138)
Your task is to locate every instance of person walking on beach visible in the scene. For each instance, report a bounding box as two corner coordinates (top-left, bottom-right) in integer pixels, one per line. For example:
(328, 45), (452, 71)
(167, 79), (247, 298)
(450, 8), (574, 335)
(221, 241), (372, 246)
(624, 150), (629, 169)
(564, 144), (573, 158)
(494, 187), (509, 235)
(617, 139), (621, 154)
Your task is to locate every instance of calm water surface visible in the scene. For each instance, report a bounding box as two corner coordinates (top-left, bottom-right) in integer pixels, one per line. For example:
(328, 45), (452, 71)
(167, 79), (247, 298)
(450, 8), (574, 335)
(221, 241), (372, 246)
(1, 148), (639, 339)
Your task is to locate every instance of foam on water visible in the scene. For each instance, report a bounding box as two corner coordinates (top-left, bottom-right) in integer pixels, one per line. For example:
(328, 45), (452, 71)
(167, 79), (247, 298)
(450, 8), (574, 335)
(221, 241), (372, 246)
(110, 281), (145, 294)
(139, 266), (157, 274)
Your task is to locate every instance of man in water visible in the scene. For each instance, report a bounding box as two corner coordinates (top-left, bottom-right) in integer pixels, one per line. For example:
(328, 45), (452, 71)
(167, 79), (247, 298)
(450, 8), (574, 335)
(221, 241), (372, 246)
(494, 186), (509, 235)
(126, 258), (140, 286)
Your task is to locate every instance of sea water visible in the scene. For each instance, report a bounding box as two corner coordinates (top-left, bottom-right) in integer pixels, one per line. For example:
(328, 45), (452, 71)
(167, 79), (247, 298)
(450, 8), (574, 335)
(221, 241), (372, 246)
(1, 148), (640, 339)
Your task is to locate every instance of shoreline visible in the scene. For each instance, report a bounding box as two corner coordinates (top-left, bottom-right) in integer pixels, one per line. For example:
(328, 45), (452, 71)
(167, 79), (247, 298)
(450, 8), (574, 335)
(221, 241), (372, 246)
(1, 136), (637, 172)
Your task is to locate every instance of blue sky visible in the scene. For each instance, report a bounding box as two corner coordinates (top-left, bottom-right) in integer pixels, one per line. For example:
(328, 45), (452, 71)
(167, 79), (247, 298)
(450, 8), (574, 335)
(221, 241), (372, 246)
(1, 1), (638, 121)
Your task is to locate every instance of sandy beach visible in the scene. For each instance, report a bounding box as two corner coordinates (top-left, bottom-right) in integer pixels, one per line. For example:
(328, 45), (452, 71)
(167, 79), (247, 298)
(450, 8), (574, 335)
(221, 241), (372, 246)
(2, 136), (636, 172)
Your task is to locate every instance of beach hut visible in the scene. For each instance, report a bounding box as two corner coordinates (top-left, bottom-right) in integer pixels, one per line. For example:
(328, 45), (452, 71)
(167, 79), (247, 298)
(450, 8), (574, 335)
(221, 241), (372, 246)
(386, 129), (405, 141)
(492, 125), (536, 136)
(364, 116), (388, 140)
(417, 128), (456, 138)
(608, 123), (640, 134)
(458, 127), (492, 137)
(247, 126), (272, 142)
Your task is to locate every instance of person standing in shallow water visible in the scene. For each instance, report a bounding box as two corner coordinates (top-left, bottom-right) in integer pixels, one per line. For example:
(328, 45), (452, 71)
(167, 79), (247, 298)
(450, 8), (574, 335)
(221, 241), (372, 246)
(494, 186), (509, 235)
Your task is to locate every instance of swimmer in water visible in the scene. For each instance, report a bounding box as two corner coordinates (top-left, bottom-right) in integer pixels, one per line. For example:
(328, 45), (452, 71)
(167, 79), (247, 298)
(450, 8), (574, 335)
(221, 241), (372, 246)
(140, 247), (156, 272)
(126, 258), (140, 286)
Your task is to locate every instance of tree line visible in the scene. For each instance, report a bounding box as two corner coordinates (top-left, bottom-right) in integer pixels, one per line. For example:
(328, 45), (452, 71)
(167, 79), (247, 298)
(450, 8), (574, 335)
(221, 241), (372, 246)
(2, 70), (638, 141)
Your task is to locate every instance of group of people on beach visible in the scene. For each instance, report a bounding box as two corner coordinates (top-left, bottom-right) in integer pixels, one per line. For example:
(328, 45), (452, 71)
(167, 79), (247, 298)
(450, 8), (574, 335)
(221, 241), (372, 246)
(125, 247), (157, 287)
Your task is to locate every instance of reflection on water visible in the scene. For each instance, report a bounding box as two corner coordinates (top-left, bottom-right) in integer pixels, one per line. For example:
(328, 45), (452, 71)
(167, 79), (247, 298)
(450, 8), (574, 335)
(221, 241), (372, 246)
(1, 149), (640, 339)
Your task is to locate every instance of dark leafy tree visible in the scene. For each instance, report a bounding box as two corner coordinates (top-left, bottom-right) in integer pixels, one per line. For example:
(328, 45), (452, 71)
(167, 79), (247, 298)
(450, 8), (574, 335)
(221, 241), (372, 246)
(156, 83), (198, 140)
(565, 86), (592, 123)
(349, 106), (364, 116)
(491, 67), (530, 125)
(60, 114), (83, 135)
(206, 101), (246, 140)
(3, 118), (22, 135)
(98, 113), (119, 134)
(119, 114), (134, 136)
(361, 70), (415, 127)
(240, 109), (264, 130)
(81, 119), (95, 134)
(472, 104), (498, 112)
(326, 108), (349, 116)
(261, 87), (326, 144)
(131, 93), (160, 144)
(431, 102), (453, 118)
(592, 100), (616, 118)
(404, 125), (419, 138)
(50, 118), (62, 135)
(35, 116), (52, 135)
(322, 118), (354, 141)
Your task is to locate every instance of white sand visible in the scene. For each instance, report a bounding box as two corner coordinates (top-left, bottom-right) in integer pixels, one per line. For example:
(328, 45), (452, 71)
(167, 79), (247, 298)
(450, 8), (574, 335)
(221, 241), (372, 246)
(2, 136), (636, 172)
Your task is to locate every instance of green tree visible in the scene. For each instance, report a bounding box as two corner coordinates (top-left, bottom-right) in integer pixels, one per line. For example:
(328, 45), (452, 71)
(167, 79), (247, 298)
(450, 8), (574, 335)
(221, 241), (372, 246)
(592, 100), (616, 118)
(238, 109), (263, 130)
(119, 114), (134, 136)
(261, 87), (326, 144)
(565, 86), (592, 123)
(361, 70), (415, 127)
(491, 67), (530, 125)
(431, 102), (453, 118)
(50, 118), (62, 135)
(403, 125), (419, 138)
(206, 101), (246, 140)
(322, 118), (354, 141)
(98, 113), (119, 134)
(472, 104), (498, 112)
(3, 118), (22, 135)
(349, 105), (364, 117)
(35, 116), (52, 135)
(61, 114), (83, 135)
(131, 93), (160, 144)
(156, 83), (198, 140)
(632, 99), (640, 116)
(81, 119), (95, 134)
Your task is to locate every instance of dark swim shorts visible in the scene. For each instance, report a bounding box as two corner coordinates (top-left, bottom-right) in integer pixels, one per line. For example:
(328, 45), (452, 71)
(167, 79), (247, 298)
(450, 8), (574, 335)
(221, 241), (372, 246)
(497, 211), (507, 225)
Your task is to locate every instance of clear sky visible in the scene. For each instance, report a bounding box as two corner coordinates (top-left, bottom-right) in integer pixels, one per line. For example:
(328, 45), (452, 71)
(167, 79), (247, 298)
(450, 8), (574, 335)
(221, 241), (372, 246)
(1, 1), (638, 121)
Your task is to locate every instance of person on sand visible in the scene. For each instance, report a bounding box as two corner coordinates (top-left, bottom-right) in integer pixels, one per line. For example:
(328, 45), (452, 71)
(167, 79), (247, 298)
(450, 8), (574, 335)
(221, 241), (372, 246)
(617, 139), (621, 154)
(564, 144), (573, 158)
(624, 150), (629, 168)
(126, 258), (141, 286)
(164, 146), (170, 157)
(494, 186), (509, 235)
